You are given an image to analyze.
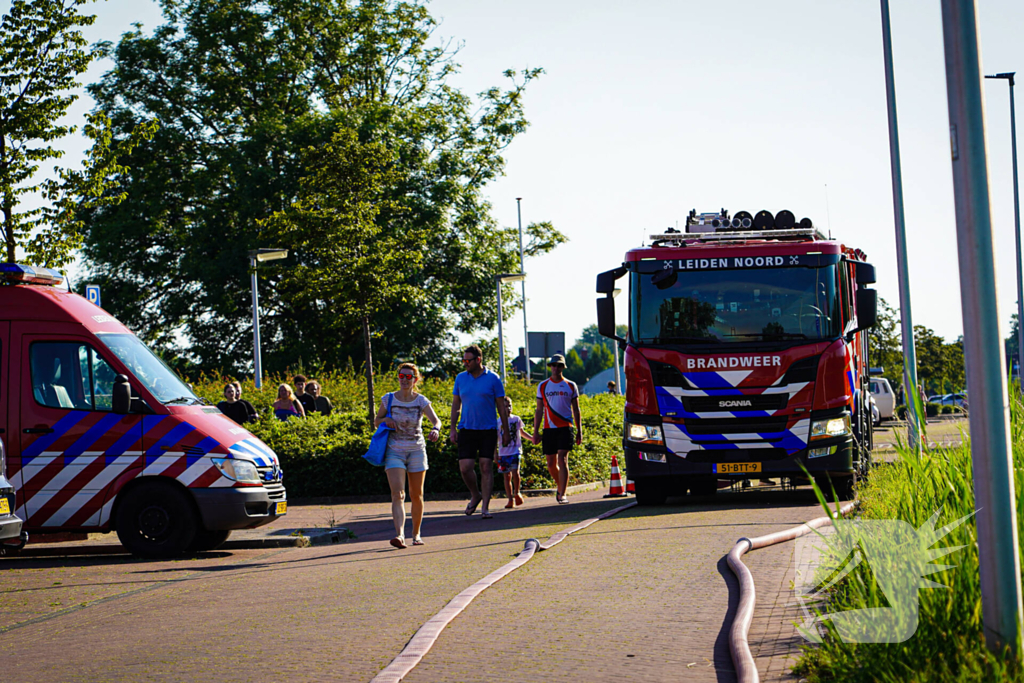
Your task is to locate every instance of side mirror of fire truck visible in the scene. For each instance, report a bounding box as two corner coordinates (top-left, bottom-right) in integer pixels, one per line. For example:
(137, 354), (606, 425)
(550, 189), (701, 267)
(596, 266), (628, 344)
(112, 374), (132, 415)
(852, 289), (878, 335)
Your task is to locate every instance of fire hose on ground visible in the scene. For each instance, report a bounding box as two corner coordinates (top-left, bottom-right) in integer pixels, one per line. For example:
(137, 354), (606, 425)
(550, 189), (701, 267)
(372, 496), (856, 683)
(371, 500), (638, 683)
(726, 500), (857, 683)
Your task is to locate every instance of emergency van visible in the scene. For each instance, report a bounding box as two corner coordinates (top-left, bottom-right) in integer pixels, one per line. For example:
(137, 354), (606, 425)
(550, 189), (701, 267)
(597, 210), (877, 504)
(1, 264), (286, 557)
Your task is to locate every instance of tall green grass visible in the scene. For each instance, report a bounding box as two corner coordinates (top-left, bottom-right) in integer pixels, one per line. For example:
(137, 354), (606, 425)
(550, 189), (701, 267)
(794, 398), (1024, 682)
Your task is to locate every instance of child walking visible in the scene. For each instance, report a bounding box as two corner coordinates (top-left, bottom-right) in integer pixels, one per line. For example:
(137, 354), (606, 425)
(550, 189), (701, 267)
(498, 397), (534, 509)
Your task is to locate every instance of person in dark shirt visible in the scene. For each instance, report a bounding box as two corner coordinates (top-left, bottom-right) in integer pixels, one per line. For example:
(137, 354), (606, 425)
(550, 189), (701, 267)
(293, 374), (316, 415)
(306, 380), (333, 416)
(231, 382), (259, 422)
(218, 384), (257, 425)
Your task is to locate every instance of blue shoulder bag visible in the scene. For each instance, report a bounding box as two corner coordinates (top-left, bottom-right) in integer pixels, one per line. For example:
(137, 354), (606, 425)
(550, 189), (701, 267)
(363, 393), (394, 467)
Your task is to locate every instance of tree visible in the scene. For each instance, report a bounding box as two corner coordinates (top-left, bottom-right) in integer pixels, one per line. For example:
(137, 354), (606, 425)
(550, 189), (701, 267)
(0, 0), (154, 267)
(914, 325), (947, 396)
(564, 348), (586, 384)
(867, 296), (903, 388)
(260, 128), (416, 418)
(584, 342), (614, 380)
(81, 0), (562, 374)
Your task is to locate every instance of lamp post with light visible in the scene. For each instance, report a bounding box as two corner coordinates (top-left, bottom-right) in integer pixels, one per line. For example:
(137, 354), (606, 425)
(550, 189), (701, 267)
(495, 272), (527, 384)
(249, 248), (288, 389)
(985, 72), (1022, 390)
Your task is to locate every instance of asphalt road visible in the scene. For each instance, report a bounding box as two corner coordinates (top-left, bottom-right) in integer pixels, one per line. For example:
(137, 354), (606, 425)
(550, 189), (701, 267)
(1, 487), (829, 682)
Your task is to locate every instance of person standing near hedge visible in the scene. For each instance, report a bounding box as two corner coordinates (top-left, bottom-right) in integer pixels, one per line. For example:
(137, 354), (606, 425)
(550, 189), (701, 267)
(231, 382), (260, 422)
(306, 380), (333, 416)
(375, 363), (442, 549)
(449, 344), (512, 519)
(273, 383), (305, 421)
(534, 354), (582, 504)
(293, 374), (317, 416)
(218, 383), (257, 425)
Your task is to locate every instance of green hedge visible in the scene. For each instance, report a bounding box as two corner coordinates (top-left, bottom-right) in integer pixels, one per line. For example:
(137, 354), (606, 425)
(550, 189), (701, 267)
(191, 372), (625, 497)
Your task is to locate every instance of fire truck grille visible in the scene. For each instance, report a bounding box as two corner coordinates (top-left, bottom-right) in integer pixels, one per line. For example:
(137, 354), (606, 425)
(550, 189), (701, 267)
(680, 416), (789, 435)
(683, 394), (787, 412)
(687, 449), (789, 463)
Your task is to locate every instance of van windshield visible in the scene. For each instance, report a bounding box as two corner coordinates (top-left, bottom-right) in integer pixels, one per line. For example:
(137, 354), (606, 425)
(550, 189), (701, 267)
(97, 333), (200, 404)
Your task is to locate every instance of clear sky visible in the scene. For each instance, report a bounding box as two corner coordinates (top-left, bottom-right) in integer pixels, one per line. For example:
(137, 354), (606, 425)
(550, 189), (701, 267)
(12, 0), (1024, 355)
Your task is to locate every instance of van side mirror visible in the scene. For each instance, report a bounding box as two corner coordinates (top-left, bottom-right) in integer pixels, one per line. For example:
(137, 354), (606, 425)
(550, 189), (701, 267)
(855, 289), (878, 332)
(112, 374), (132, 414)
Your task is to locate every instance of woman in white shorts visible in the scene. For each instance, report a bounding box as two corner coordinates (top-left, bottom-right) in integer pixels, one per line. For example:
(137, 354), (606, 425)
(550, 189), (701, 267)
(374, 363), (442, 549)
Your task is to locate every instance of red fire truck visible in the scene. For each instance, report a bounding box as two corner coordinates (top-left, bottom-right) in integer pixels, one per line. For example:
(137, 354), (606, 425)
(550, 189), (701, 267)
(1, 264), (287, 557)
(597, 209), (877, 504)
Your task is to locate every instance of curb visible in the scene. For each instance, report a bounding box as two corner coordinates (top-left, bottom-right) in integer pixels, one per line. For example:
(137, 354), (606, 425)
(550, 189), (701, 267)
(5, 527), (351, 557)
(521, 480), (612, 498)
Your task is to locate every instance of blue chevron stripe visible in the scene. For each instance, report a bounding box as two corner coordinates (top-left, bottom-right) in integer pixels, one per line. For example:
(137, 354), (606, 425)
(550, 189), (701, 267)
(64, 413), (125, 461)
(145, 422), (196, 458)
(21, 412), (90, 461)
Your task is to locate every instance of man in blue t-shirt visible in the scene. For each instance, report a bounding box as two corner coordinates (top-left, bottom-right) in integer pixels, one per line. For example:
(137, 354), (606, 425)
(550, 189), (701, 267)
(450, 344), (511, 519)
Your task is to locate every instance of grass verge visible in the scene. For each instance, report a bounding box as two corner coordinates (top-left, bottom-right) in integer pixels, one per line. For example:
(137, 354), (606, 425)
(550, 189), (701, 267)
(793, 400), (1024, 682)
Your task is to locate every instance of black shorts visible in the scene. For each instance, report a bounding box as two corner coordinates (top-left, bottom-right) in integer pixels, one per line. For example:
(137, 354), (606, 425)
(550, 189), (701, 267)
(458, 428), (498, 460)
(542, 427), (574, 455)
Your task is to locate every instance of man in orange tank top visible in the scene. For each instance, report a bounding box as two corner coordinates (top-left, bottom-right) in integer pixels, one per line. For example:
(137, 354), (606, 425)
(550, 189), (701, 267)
(533, 354), (582, 504)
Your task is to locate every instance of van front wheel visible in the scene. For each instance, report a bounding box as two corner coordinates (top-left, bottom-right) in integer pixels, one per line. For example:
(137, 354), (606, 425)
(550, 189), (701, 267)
(116, 483), (198, 559)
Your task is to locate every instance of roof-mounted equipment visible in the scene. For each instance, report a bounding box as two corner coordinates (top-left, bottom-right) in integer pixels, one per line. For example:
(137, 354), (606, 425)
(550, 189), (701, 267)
(0, 263), (65, 287)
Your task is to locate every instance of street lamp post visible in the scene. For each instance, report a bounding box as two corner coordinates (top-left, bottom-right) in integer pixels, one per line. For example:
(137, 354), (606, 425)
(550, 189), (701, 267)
(985, 72), (1023, 390)
(880, 0), (923, 451)
(517, 198), (530, 380)
(495, 273), (527, 384)
(249, 248), (289, 390)
(941, 0), (1022, 651)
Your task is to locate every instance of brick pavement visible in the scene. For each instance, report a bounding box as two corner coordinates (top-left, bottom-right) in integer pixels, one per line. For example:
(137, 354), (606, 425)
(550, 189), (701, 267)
(1, 488), (830, 682)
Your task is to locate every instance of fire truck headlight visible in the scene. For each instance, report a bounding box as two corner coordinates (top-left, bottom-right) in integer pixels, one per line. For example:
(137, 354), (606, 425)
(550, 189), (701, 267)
(627, 424), (664, 445)
(211, 457), (261, 484)
(809, 415), (851, 441)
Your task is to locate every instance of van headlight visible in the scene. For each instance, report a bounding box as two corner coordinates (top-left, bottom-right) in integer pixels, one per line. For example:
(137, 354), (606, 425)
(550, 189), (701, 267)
(211, 457), (261, 484)
(809, 415), (851, 441)
(627, 423), (664, 445)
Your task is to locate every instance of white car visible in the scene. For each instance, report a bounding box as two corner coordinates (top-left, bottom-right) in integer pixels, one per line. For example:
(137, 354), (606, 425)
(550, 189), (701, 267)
(870, 377), (896, 421)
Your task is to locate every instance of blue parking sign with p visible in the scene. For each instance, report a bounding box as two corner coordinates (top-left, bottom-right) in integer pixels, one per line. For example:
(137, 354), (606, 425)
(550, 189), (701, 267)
(85, 284), (101, 308)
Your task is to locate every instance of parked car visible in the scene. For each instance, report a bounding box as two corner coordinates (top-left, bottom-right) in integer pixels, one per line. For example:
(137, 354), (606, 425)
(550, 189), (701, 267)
(870, 395), (881, 427)
(0, 437), (27, 552)
(938, 393), (968, 409)
(870, 378), (895, 421)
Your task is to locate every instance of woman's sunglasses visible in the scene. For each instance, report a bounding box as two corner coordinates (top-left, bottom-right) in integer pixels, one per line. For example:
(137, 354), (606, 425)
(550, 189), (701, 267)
(398, 373), (416, 380)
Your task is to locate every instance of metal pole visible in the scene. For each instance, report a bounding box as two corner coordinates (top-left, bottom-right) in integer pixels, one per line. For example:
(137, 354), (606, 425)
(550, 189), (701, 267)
(250, 256), (263, 390)
(1012, 79), (1024, 392)
(880, 0), (923, 452)
(496, 277), (507, 384)
(517, 198), (529, 380)
(941, 0), (1023, 652)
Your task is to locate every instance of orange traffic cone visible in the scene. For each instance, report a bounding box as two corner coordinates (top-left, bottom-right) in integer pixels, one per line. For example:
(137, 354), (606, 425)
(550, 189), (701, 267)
(626, 478), (635, 494)
(604, 454), (626, 497)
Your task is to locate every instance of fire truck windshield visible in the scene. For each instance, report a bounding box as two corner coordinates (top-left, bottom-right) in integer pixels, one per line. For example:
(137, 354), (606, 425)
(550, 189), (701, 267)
(97, 332), (201, 404)
(631, 265), (840, 344)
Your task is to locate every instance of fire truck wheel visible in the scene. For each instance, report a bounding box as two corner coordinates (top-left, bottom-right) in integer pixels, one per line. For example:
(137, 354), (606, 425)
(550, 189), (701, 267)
(115, 483), (198, 558)
(188, 529), (232, 552)
(633, 478), (668, 506)
(815, 474), (854, 502)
